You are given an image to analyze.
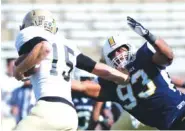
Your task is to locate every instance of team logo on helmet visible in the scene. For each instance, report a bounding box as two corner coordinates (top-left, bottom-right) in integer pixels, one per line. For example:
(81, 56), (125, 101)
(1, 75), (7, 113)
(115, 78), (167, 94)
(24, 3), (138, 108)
(20, 9), (58, 34)
(108, 36), (116, 47)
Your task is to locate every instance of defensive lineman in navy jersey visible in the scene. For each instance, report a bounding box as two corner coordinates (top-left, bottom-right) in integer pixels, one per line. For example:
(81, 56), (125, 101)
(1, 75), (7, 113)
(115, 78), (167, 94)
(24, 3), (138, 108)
(72, 17), (185, 130)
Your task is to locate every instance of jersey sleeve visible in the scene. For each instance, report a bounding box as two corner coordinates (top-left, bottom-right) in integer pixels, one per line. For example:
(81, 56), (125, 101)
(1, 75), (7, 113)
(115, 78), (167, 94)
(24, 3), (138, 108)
(136, 42), (165, 69)
(76, 54), (96, 73)
(15, 26), (53, 55)
(136, 42), (155, 61)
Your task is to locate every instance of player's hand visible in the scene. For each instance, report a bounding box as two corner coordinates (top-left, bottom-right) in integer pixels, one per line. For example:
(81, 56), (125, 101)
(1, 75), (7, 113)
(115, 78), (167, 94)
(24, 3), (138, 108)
(127, 16), (149, 37)
(13, 66), (24, 81)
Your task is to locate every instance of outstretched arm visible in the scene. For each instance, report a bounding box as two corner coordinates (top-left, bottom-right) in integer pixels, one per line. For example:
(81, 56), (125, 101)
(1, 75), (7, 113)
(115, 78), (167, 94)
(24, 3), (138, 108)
(127, 16), (174, 66)
(92, 63), (130, 85)
(76, 54), (130, 85)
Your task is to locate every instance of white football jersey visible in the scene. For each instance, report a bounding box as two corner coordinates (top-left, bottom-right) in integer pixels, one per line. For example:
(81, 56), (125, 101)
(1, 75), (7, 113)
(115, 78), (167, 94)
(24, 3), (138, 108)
(15, 26), (81, 102)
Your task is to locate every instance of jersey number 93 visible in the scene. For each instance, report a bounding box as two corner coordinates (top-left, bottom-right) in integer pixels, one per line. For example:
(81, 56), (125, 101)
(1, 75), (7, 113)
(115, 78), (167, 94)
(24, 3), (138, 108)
(117, 69), (157, 110)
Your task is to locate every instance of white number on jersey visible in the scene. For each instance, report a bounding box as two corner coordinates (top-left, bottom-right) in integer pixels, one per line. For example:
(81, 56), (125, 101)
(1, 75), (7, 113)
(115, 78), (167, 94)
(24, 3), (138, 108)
(117, 69), (157, 110)
(117, 84), (137, 110)
(131, 69), (157, 98)
(77, 111), (91, 130)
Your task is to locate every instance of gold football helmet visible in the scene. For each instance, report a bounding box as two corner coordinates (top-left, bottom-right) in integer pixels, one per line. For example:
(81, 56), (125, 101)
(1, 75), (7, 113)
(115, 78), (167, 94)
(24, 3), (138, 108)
(20, 9), (58, 34)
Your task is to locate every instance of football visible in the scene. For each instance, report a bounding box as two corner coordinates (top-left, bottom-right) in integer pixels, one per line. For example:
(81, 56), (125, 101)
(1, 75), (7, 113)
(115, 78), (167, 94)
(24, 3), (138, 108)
(15, 54), (40, 77)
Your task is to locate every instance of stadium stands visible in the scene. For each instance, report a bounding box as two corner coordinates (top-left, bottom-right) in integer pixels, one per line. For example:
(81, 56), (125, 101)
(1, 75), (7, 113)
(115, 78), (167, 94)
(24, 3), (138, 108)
(1, 1), (185, 74)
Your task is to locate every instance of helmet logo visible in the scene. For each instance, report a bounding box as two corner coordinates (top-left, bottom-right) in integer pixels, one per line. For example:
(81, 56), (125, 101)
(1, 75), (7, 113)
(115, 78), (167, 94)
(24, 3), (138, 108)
(108, 36), (116, 47)
(38, 16), (45, 25)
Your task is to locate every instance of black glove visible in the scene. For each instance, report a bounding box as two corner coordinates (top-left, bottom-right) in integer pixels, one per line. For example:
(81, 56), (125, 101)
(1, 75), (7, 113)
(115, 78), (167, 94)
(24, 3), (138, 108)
(127, 16), (157, 45)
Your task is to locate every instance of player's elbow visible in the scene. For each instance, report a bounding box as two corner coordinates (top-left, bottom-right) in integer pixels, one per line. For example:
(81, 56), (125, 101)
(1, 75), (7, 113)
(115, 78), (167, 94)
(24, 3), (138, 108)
(158, 38), (174, 65)
(166, 51), (174, 65)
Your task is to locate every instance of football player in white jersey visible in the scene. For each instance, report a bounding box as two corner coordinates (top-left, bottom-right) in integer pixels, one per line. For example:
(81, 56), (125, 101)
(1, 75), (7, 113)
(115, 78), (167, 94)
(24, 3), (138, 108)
(13, 9), (130, 130)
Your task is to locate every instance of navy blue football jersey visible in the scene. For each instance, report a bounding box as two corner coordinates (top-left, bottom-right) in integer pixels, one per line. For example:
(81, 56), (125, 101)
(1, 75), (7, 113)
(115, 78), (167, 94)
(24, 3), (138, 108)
(96, 42), (185, 130)
(72, 91), (95, 130)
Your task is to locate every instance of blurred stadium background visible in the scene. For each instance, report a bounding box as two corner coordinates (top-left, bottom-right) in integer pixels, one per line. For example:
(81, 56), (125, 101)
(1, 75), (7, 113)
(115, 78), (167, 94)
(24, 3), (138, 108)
(1, 0), (185, 75)
(1, 0), (185, 130)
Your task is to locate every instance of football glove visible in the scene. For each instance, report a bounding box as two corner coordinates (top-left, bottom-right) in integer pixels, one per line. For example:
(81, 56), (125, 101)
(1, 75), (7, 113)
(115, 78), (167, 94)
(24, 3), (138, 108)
(127, 16), (149, 37)
(127, 16), (157, 45)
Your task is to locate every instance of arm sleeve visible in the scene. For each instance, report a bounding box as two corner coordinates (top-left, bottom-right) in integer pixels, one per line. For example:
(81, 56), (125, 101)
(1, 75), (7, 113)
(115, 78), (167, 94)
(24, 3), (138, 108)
(137, 42), (155, 61)
(138, 42), (165, 69)
(76, 54), (96, 73)
(18, 37), (47, 55)
(15, 26), (51, 55)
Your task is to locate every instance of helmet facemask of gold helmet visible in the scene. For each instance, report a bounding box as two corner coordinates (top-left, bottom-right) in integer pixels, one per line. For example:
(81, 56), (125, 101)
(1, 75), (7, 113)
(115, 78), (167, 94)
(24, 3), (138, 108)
(20, 9), (58, 34)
